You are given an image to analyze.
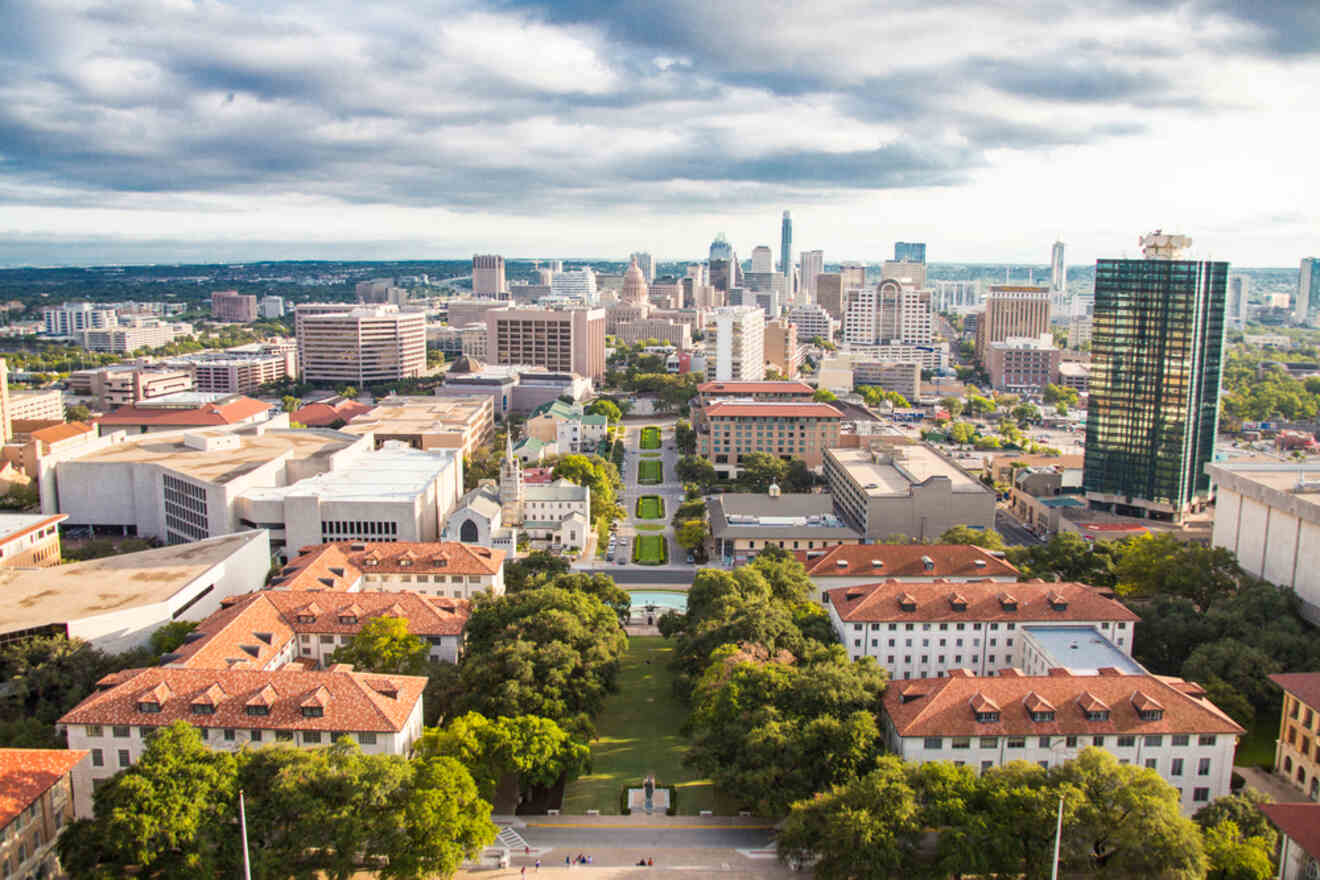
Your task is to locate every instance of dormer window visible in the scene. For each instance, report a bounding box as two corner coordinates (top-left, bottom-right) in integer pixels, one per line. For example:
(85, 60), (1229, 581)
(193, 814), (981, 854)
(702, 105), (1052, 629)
(897, 592), (917, 612)
(948, 592), (967, 612)
(191, 704), (215, 715)
(998, 592), (1018, 611)
(301, 706), (324, 718)
(1030, 711), (1055, 722)
(1085, 710), (1110, 722)
(975, 711), (1000, 723)
(245, 705), (270, 716)
(339, 615), (358, 624)
(137, 701), (161, 714)
(297, 614), (316, 624)
(1138, 709), (1164, 721)
(1046, 591), (1068, 611)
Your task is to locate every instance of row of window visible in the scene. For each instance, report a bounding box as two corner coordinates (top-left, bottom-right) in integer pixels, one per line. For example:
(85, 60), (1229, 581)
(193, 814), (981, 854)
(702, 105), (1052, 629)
(923, 734), (1217, 749)
(322, 520), (399, 536)
(88, 730), (383, 768)
(854, 621), (1128, 632)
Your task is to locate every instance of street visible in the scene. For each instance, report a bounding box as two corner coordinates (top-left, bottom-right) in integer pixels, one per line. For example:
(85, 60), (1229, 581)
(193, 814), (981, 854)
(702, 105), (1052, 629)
(995, 509), (1042, 546)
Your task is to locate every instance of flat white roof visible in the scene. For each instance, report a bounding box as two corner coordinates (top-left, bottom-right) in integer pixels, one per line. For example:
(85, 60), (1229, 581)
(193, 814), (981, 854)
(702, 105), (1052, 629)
(240, 443), (457, 502)
(0, 513), (64, 542)
(829, 446), (986, 496)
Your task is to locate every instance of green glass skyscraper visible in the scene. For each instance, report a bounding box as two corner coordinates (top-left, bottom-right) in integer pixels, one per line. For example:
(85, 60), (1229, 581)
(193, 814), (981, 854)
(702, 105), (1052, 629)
(1083, 239), (1228, 521)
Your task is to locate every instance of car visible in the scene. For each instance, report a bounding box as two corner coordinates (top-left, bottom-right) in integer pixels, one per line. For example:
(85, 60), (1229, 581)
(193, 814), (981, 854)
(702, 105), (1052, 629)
(617, 558), (626, 565)
(686, 552), (695, 564)
(606, 553), (614, 561)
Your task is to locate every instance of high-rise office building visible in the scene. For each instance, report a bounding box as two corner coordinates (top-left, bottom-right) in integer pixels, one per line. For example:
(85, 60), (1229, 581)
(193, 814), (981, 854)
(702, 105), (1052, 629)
(485, 306), (606, 381)
(841, 263), (866, 291)
(210, 290), (258, 323)
(894, 242), (926, 264)
(1296, 258), (1320, 325)
(1083, 232), (1227, 521)
(703, 306), (765, 381)
(550, 268), (598, 304)
(1227, 275), (1248, 329)
(472, 255), (507, 298)
(1051, 241), (1067, 294)
(975, 286), (1051, 359)
(780, 211), (792, 280)
(763, 318), (801, 378)
(800, 250), (824, 303)
(631, 252), (656, 283)
(298, 306), (427, 385)
(751, 246), (773, 275)
(842, 287), (878, 347)
(875, 280), (934, 344)
(817, 273), (844, 320)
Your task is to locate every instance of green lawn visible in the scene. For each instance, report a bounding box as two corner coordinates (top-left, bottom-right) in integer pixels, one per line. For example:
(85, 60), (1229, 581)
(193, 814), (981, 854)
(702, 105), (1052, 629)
(561, 637), (717, 815)
(635, 495), (664, 519)
(633, 534), (667, 564)
(638, 459), (663, 484)
(1235, 709), (1280, 768)
(633, 523), (665, 531)
(640, 426), (661, 449)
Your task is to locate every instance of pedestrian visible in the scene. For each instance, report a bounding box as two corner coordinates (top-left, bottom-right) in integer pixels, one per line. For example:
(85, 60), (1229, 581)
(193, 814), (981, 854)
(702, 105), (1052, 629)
(535, 858), (541, 871)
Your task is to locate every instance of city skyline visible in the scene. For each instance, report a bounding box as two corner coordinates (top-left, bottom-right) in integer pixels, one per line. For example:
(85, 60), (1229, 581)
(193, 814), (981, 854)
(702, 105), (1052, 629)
(0, 1), (1316, 267)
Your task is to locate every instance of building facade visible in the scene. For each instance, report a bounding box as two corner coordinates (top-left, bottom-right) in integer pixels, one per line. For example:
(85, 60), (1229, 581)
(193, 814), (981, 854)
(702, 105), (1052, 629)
(1269, 673), (1320, 801)
(800, 250), (824, 303)
(0, 512), (67, 568)
(1295, 258), (1319, 325)
(0, 749), (87, 879)
(852, 360), (920, 399)
(787, 304), (833, 342)
(1084, 245), (1227, 520)
(472, 254), (507, 298)
(275, 540), (505, 599)
(986, 336), (1063, 392)
(703, 306), (766, 382)
(211, 291), (259, 323)
(763, 318), (800, 378)
(43, 303), (118, 336)
(698, 401), (842, 477)
(895, 242), (927, 264)
(485, 306), (606, 381)
(975, 286), (1051, 360)
(297, 306), (427, 385)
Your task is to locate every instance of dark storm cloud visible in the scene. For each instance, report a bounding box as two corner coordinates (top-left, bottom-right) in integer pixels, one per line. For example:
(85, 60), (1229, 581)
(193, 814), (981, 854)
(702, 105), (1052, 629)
(0, 0), (1282, 213)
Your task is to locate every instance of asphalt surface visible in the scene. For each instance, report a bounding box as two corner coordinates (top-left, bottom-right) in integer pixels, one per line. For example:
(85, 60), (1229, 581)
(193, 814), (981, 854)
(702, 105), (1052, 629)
(519, 823), (776, 851)
(995, 509), (1042, 546)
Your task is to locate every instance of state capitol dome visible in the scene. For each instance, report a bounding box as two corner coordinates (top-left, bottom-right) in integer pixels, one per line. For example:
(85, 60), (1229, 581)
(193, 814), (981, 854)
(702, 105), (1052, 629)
(622, 255), (649, 306)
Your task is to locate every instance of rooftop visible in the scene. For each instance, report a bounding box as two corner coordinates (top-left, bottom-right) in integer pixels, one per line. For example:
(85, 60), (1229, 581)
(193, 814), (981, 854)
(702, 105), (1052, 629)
(342, 395), (490, 438)
(0, 749), (88, 827)
(799, 544), (1018, 580)
(72, 427), (359, 485)
(1023, 625), (1146, 675)
(0, 531), (269, 639)
(59, 666), (426, 732)
(29, 421), (96, 445)
(698, 380), (814, 395)
(273, 541), (504, 591)
(884, 670), (1245, 738)
(1258, 803), (1320, 860)
(0, 512), (66, 543)
(827, 579), (1139, 624)
(828, 446), (988, 496)
(290, 397), (373, 427)
(1268, 672), (1320, 709)
(1205, 463), (1320, 520)
(239, 442), (456, 503)
(709, 493), (860, 539)
(95, 395), (270, 427)
(704, 401), (844, 419)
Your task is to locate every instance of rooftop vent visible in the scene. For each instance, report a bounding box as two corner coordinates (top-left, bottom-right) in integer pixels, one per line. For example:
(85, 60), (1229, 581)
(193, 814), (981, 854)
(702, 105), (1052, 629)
(870, 559), (884, 569)
(973, 559), (987, 568)
(921, 555), (935, 571)
(835, 559), (849, 568)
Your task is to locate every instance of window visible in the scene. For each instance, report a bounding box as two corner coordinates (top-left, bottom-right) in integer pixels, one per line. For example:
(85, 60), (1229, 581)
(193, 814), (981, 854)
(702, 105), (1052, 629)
(224, 728), (236, 741)
(1198, 735), (1216, 746)
(1171, 758), (1184, 776)
(980, 737), (998, 748)
(1007, 737), (1026, 749)
(952, 737), (971, 750)
(303, 731), (322, 744)
(358, 732), (377, 745)
(246, 705), (270, 716)
(1145, 758), (1158, 770)
(1084, 710), (1109, 722)
(1065, 736), (1078, 748)
(112, 725), (130, 738)
(85, 725), (102, 737)
(1172, 734), (1190, 747)
(975, 711), (1000, 723)
(1092, 736), (1105, 747)
(250, 730), (263, 742)
(276, 730), (294, 742)
(1197, 758), (1211, 776)
(1117, 735), (1136, 748)
(1030, 711), (1055, 723)
(981, 761), (994, 773)
(854, 639), (861, 647)
(1039, 736), (1051, 747)
(117, 749), (130, 767)
(1138, 709), (1163, 721)
(91, 748), (103, 767)
(191, 704), (215, 715)
(199, 727), (209, 741)
(1193, 787), (1210, 802)
(1144, 735), (1163, 747)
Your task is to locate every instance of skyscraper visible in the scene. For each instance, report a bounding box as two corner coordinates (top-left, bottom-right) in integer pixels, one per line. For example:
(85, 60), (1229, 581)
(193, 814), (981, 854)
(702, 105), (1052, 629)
(631, 252), (656, 283)
(703, 306), (765, 381)
(1083, 232), (1227, 521)
(894, 242), (926, 263)
(1227, 275), (1248, 329)
(800, 250), (824, 303)
(472, 255), (507, 298)
(1296, 258), (1320, 325)
(1051, 241), (1067, 294)
(780, 211), (792, 280)
(975, 286), (1051, 359)
(751, 246), (773, 274)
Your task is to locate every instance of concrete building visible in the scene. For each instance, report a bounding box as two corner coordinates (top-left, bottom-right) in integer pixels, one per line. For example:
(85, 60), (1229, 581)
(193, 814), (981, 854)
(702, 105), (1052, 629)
(852, 360), (920, 399)
(1068, 312), (1093, 349)
(437, 363), (592, 417)
(1085, 235), (1226, 520)
(261, 295), (285, 319)
(1260, 803), (1320, 879)
(986, 335), (1063, 392)
(876, 280), (934, 345)
(0, 748), (88, 879)
(615, 318), (692, 350)
(1205, 462), (1320, 625)
(1, 359), (64, 441)
(0, 530), (272, 653)
(763, 318), (800, 378)
(787, 304), (834, 342)
(61, 665), (426, 815)
(68, 364), (194, 410)
(703, 306), (766, 382)
(297, 306), (427, 386)
(630, 252), (655, 282)
(236, 442), (463, 554)
(43, 302), (117, 337)
(817, 273), (844, 320)
(1268, 673), (1320, 800)
(698, 401), (842, 477)
(0, 512), (67, 568)
(827, 579), (1139, 676)
(486, 306), (606, 381)
(797, 543), (1018, 599)
(211, 290), (258, 323)
(800, 250), (824, 303)
(975, 286), (1051, 360)
(549, 268), (598, 304)
(708, 493), (862, 564)
(842, 286), (877, 346)
(1295, 258), (1319, 325)
(823, 446), (996, 541)
(95, 394), (272, 435)
(472, 254), (507, 298)
(169, 346), (298, 395)
(895, 242), (927, 264)
(275, 540), (505, 599)
(342, 394), (494, 459)
(883, 668), (1242, 813)
(1057, 361), (1091, 393)
(751, 245), (773, 274)
(79, 320), (187, 353)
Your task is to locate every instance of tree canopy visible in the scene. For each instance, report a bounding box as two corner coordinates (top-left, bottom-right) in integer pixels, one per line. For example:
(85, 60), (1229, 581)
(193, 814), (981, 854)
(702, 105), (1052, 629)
(328, 615), (430, 676)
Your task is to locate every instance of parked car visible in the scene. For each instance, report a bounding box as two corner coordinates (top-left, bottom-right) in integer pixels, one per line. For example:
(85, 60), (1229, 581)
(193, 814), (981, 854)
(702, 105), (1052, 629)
(686, 552), (695, 564)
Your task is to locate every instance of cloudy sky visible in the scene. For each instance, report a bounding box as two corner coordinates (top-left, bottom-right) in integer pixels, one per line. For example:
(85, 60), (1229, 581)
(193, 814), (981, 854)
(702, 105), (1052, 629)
(0, 0), (1316, 267)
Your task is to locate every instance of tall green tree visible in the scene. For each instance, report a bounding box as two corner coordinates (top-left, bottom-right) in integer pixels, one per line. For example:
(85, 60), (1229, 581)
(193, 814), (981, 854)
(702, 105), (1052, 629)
(937, 525), (1006, 551)
(534, 571), (631, 620)
(328, 615), (430, 675)
(1115, 532), (1244, 609)
(736, 451), (789, 493)
(675, 454), (717, 489)
(585, 399), (621, 422)
(503, 549), (571, 592)
(1201, 820), (1274, 880)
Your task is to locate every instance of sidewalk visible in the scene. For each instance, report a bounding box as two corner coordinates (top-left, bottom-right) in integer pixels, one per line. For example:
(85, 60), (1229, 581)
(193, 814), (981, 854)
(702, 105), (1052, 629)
(1235, 765), (1314, 803)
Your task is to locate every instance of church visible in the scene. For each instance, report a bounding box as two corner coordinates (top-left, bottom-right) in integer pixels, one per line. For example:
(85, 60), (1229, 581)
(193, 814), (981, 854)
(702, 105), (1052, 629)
(442, 435), (592, 554)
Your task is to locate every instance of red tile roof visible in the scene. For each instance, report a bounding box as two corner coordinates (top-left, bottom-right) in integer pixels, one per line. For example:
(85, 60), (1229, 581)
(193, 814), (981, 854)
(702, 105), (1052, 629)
(0, 749), (88, 827)
(275, 541), (504, 590)
(59, 667), (425, 732)
(797, 544), (1020, 580)
(29, 421), (95, 444)
(1259, 803), (1320, 860)
(828, 579), (1139, 624)
(171, 590), (471, 669)
(704, 402), (842, 419)
(884, 671), (1244, 738)
(1268, 672), (1320, 709)
(698, 381), (814, 395)
(96, 396), (270, 427)
(290, 399), (373, 427)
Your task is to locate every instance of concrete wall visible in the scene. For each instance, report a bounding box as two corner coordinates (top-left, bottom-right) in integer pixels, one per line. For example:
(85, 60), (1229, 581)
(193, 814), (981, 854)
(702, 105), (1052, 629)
(864, 479), (996, 541)
(1214, 484), (1320, 624)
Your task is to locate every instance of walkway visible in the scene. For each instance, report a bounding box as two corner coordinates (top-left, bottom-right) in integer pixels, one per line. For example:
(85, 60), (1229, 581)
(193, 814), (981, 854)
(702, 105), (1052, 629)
(1235, 765), (1316, 804)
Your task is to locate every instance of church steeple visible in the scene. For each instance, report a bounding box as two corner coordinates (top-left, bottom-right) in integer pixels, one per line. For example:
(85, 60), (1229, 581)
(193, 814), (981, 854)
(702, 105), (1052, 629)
(499, 429), (524, 521)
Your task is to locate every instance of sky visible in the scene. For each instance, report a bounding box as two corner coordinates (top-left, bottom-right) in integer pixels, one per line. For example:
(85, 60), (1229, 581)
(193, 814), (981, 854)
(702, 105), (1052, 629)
(0, 0), (1317, 268)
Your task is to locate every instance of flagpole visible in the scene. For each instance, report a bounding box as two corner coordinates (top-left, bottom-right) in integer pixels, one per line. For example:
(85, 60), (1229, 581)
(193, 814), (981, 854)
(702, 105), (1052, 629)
(1050, 791), (1061, 880)
(238, 791), (250, 880)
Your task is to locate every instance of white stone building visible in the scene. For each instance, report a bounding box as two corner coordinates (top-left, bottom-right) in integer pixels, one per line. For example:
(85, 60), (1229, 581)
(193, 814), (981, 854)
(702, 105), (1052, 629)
(882, 668), (1244, 814)
(272, 540), (505, 600)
